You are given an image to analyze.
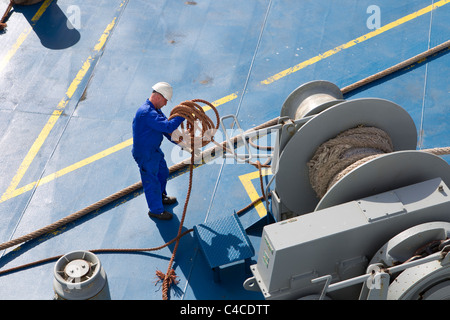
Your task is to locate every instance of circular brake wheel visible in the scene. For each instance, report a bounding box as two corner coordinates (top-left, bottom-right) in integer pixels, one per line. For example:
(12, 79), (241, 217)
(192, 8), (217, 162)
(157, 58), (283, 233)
(369, 222), (450, 300)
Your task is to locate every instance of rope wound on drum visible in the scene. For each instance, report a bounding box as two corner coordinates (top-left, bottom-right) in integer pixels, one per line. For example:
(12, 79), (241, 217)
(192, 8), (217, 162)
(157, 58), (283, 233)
(307, 126), (394, 198)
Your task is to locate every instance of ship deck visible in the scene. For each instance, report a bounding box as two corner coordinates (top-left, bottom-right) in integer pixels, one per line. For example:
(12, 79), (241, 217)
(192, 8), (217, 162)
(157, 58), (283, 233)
(0, 0), (449, 300)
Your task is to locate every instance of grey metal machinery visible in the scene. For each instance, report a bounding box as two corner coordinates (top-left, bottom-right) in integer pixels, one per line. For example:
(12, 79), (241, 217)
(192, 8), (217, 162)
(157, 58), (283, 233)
(243, 80), (450, 300)
(53, 250), (110, 300)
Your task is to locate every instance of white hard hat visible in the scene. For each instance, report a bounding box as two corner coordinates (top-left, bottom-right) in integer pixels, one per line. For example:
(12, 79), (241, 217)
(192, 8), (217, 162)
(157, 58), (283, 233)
(152, 82), (173, 101)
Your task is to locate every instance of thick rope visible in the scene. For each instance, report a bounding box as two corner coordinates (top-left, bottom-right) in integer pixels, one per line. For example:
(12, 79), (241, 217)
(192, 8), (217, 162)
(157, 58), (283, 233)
(308, 127), (450, 199)
(0, 116), (275, 252)
(328, 146), (450, 191)
(0, 0), (47, 30)
(341, 39), (450, 94)
(1, 40), (450, 295)
(0, 0), (13, 30)
(308, 126), (394, 198)
(422, 147), (450, 156)
(170, 99), (220, 150)
(0, 228), (194, 276)
(0, 181), (143, 251)
(156, 99), (219, 300)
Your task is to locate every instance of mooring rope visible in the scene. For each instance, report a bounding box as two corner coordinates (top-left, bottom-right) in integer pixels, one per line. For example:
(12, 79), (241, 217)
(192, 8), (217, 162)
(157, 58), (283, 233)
(1, 40), (450, 299)
(0, 0), (46, 30)
(308, 126), (450, 199)
(157, 99), (219, 300)
(0, 114), (276, 253)
(0, 0), (13, 30)
(0, 228), (194, 277)
(308, 126), (394, 198)
(1, 39), (448, 253)
(341, 39), (450, 94)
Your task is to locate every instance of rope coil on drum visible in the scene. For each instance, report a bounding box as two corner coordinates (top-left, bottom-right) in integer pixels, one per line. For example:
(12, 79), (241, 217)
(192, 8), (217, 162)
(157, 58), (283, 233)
(308, 126), (394, 198)
(307, 126), (450, 200)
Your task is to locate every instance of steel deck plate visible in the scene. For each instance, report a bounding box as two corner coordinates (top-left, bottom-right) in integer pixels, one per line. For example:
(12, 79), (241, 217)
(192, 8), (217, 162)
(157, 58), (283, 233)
(0, 0), (449, 300)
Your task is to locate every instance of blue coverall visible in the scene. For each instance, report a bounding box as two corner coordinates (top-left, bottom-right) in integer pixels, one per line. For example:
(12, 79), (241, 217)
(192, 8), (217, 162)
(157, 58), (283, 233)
(132, 99), (184, 214)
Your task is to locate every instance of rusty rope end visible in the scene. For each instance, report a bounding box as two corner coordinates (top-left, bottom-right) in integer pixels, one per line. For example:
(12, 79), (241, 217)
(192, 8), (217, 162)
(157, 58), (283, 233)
(155, 269), (179, 287)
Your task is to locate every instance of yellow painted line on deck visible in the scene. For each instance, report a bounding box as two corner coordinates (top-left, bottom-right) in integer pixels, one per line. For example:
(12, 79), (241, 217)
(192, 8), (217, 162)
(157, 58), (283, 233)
(239, 168), (272, 218)
(0, 93), (235, 202)
(31, 0), (53, 23)
(261, 0), (450, 85)
(0, 109), (62, 203)
(0, 3), (124, 203)
(202, 92), (238, 112)
(0, 0), (53, 73)
(1, 139), (133, 203)
(2, 0), (449, 203)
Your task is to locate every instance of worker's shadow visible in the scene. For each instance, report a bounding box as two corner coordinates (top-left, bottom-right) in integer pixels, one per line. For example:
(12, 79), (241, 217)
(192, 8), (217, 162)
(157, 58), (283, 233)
(153, 214), (252, 299)
(152, 203), (188, 254)
(197, 224), (250, 266)
(11, 1), (80, 49)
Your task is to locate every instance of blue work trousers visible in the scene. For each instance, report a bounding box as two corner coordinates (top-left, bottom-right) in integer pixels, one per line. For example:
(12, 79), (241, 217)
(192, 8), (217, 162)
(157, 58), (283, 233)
(134, 148), (169, 214)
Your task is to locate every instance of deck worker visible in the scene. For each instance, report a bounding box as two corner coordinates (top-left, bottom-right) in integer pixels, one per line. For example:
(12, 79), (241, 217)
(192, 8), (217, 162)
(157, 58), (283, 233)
(132, 82), (185, 220)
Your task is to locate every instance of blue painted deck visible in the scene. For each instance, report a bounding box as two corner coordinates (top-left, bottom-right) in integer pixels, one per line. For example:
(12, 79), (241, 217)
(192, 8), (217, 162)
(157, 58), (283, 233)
(0, 0), (449, 299)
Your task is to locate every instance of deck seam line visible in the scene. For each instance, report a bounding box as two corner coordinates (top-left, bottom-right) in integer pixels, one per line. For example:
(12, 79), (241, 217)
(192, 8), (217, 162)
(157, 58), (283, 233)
(2, 0), (449, 205)
(418, 0), (436, 149)
(0, 0), (130, 255)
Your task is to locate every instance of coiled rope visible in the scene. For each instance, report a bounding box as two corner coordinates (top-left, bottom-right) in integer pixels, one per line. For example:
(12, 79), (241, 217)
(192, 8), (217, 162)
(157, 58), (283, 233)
(308, 126), (394, 198)
(1, 40), (450, 298)
(308, 126), (450, 199)
(170, 99), (220, 150)
(157, 99), (219, 300)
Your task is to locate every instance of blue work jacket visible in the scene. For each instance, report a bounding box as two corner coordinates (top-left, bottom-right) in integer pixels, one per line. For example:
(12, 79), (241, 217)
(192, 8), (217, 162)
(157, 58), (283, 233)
(132, 99), (184, 160)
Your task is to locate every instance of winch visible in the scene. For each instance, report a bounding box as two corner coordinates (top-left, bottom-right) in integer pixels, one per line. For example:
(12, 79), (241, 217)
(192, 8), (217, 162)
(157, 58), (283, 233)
(244, 80), (450, 300)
